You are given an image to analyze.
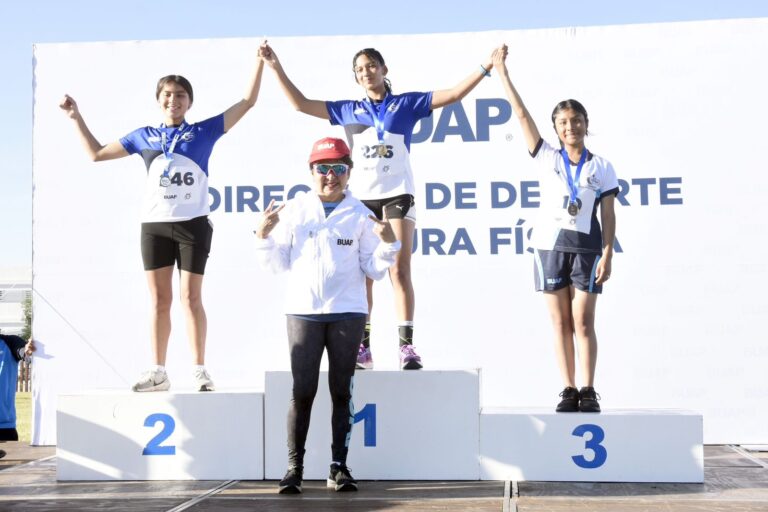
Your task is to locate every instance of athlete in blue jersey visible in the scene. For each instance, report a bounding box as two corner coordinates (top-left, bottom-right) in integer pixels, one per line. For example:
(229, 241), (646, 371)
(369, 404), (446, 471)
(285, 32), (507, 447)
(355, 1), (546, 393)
(493, 46), (619, 413)
(59, 53), (265, 392)
(0, 333), (35, 444)
(259, 42), (503, 370)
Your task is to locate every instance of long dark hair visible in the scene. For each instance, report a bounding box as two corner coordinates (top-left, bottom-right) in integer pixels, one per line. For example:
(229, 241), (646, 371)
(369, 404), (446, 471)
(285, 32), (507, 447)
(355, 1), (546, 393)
(155, 75), (194, 104)
(352, 48), (392, 94)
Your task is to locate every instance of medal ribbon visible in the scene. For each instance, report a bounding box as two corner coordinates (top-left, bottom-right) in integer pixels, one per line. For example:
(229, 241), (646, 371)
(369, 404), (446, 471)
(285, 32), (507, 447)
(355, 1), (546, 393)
(560, 148), (588, 206)
(362, 94), (392, 144)
(160, 122), (189, 177)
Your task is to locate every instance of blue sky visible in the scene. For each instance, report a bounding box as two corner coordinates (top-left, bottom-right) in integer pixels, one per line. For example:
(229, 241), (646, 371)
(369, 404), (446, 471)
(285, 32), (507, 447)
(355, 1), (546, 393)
(1, 0), (767, 268)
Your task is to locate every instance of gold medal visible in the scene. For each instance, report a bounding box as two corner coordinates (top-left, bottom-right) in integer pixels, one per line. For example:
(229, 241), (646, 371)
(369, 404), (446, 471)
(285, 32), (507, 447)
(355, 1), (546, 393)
(376, 144), (388, 157)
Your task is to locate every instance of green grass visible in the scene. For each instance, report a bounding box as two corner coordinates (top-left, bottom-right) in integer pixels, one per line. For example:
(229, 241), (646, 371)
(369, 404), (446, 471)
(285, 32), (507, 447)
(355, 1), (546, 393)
(15, 392), (31, 442)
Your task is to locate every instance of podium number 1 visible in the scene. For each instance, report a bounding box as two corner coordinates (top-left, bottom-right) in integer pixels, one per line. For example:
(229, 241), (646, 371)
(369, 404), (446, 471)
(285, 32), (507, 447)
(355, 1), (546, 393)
(353, 403), (377, 447)
(142, 413), (176, 456)
(571, 423), (607, 469)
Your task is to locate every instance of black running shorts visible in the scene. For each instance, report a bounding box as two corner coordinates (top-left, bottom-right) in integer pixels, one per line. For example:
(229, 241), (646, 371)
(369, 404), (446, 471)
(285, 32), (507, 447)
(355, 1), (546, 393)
(362, 194), (415, 221)
(140, 216), (213, 275)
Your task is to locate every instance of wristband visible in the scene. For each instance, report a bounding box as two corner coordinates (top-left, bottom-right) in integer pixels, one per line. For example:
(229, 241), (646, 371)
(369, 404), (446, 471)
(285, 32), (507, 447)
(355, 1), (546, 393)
(479, 64), (491, 78)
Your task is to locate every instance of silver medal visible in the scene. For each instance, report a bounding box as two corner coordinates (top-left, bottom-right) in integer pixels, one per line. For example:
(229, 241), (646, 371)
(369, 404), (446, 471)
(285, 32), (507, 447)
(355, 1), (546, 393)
(159, 176), (171, 187)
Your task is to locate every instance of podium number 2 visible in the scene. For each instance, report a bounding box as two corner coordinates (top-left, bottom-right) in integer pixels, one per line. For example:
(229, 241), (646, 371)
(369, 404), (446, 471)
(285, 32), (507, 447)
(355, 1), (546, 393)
(571, 424), (607, 468)
(353, 403), (377, 447)
(142, 413), (176, 456)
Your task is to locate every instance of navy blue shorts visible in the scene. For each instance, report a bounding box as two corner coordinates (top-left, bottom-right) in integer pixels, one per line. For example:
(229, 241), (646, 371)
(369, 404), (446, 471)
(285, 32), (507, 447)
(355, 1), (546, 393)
(533, 249), (603, 294)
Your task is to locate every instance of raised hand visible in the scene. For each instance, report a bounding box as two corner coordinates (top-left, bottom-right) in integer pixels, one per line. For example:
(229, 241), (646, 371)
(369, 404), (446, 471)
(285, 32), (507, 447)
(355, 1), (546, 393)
(255, 199), (286, 239)
(258, 41), (281, 69)
(59, 94), (80, 119)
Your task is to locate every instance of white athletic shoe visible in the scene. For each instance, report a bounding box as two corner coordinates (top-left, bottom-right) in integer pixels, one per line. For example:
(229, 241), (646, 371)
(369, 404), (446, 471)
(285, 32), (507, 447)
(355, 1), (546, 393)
(132, 369), (170, 392)
(193, 368), (215, 392)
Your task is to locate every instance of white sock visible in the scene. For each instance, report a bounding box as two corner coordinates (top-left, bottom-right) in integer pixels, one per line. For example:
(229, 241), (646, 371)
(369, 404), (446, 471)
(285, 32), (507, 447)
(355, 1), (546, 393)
(151, 365), (166, 373)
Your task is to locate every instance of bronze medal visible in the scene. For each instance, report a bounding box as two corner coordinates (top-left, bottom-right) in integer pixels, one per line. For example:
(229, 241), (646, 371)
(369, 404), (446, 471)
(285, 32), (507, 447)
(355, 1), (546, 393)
(567, 202), (579, 216)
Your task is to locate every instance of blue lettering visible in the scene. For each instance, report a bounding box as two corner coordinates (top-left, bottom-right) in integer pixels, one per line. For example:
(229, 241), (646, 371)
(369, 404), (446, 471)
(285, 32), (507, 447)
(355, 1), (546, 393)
(413, 98), (512, 143)
(490, 227), (512, 254)
(454, 182), (477, 209)
(263, 185), (285, 208)
(287, 184), (310, 200)
(425, 183), (451, 209)
(236, 186), (259, 212)
(520, 181), (540, 208)
(633, 178), (656, 206)
(491, 182), (517, 208)
(421, 228), (447, 255)
(617, 179), (630, 206)
(659, 177), (683, 205)
(432, 103), (475, 142)
(475, 98), (512, 140)
(209, 187), (221, 211)
(449, 228), (476, 254)
(410, 116), (432, 144)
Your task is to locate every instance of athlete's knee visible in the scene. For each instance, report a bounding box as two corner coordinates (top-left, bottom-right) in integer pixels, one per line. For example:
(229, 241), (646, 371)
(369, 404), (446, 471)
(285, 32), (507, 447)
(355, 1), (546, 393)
(573, 320), (595, 339)
(180, 289), (204, 311)
(292, 380), (319, 406)
(389, 262), (412, 287)
(149, 291), (172, 312)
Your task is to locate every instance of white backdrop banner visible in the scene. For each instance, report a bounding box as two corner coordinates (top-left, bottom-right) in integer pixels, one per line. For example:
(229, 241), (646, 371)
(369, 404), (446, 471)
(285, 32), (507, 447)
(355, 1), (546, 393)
(32, 18), (768, 445)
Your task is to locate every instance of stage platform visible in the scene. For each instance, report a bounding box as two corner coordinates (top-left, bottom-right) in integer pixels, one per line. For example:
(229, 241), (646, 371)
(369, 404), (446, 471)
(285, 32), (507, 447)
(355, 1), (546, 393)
(0, 443), (767, 511)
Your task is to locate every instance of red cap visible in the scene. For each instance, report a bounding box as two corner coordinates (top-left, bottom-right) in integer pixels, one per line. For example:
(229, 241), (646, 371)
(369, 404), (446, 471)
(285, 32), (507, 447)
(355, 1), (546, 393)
(308, 137), (351, 164)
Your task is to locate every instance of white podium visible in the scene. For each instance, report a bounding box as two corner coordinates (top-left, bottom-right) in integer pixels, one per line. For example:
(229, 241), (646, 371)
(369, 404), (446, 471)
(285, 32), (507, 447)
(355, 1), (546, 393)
(479, 408), (703, 482)
(57, 391), (264, 480)
(264, 370), (480, 480)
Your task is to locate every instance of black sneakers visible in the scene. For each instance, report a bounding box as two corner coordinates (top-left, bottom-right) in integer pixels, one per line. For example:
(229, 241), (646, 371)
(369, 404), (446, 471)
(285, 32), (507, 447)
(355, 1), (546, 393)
(278, 466), (303, 494)
(579, 386), (601, 412)
(327, 463), (358, 492)
(556, 386), (580, 412)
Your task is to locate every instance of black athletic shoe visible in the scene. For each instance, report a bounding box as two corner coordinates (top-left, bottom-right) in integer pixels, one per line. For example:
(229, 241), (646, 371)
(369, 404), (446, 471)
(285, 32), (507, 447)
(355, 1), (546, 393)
(556, 386), (580, 412)
(0, 449), (6, 459)
(278, 466), (303, 494)
(579, 386), (601, 412)
(327, 463), (358, 492)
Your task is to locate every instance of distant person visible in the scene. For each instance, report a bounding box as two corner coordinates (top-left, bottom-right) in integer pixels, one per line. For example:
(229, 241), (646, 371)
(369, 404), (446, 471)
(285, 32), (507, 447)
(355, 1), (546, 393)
(254, 137), (400, 494)
(259, 42), (502, 370)
(59, 51), (265, 392)
(493, 46), (618, 412)
(1, 332), (35, 447)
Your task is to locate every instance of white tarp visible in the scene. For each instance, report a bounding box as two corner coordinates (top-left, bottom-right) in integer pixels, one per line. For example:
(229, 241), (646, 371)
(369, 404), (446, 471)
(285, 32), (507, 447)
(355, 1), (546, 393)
(32, 18), (768, 445)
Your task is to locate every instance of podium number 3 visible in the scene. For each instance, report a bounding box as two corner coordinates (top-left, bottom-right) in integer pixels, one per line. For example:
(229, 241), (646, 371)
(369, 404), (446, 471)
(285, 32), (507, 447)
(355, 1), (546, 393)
(142, 413), (176, 456)
(571, 423), (607, 468)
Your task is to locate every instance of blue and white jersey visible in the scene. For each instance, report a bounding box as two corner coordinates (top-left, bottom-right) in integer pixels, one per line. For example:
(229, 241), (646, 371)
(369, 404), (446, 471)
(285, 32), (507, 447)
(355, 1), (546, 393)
(120, 114), (225, 222)
(530, 138), (619, 254)
(0, 334), (25, 429)
(326, 92), (433, 199)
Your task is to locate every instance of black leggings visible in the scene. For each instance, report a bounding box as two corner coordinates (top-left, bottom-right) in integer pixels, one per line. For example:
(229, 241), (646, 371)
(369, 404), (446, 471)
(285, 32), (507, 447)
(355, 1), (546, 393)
(286, 315), (365, 467)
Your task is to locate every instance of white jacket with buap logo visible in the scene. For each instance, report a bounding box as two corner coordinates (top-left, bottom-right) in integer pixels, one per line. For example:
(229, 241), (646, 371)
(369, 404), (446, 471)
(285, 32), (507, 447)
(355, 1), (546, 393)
(254, 191), (401, 315)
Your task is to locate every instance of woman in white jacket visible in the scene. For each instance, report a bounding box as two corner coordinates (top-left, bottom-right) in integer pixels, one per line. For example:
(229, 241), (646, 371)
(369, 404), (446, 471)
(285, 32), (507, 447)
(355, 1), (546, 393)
(254, 137), (400, 494)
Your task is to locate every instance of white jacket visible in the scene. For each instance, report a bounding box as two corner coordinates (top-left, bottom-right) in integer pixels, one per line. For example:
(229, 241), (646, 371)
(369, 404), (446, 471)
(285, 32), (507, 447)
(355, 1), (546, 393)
(254, 191), (401, 315)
